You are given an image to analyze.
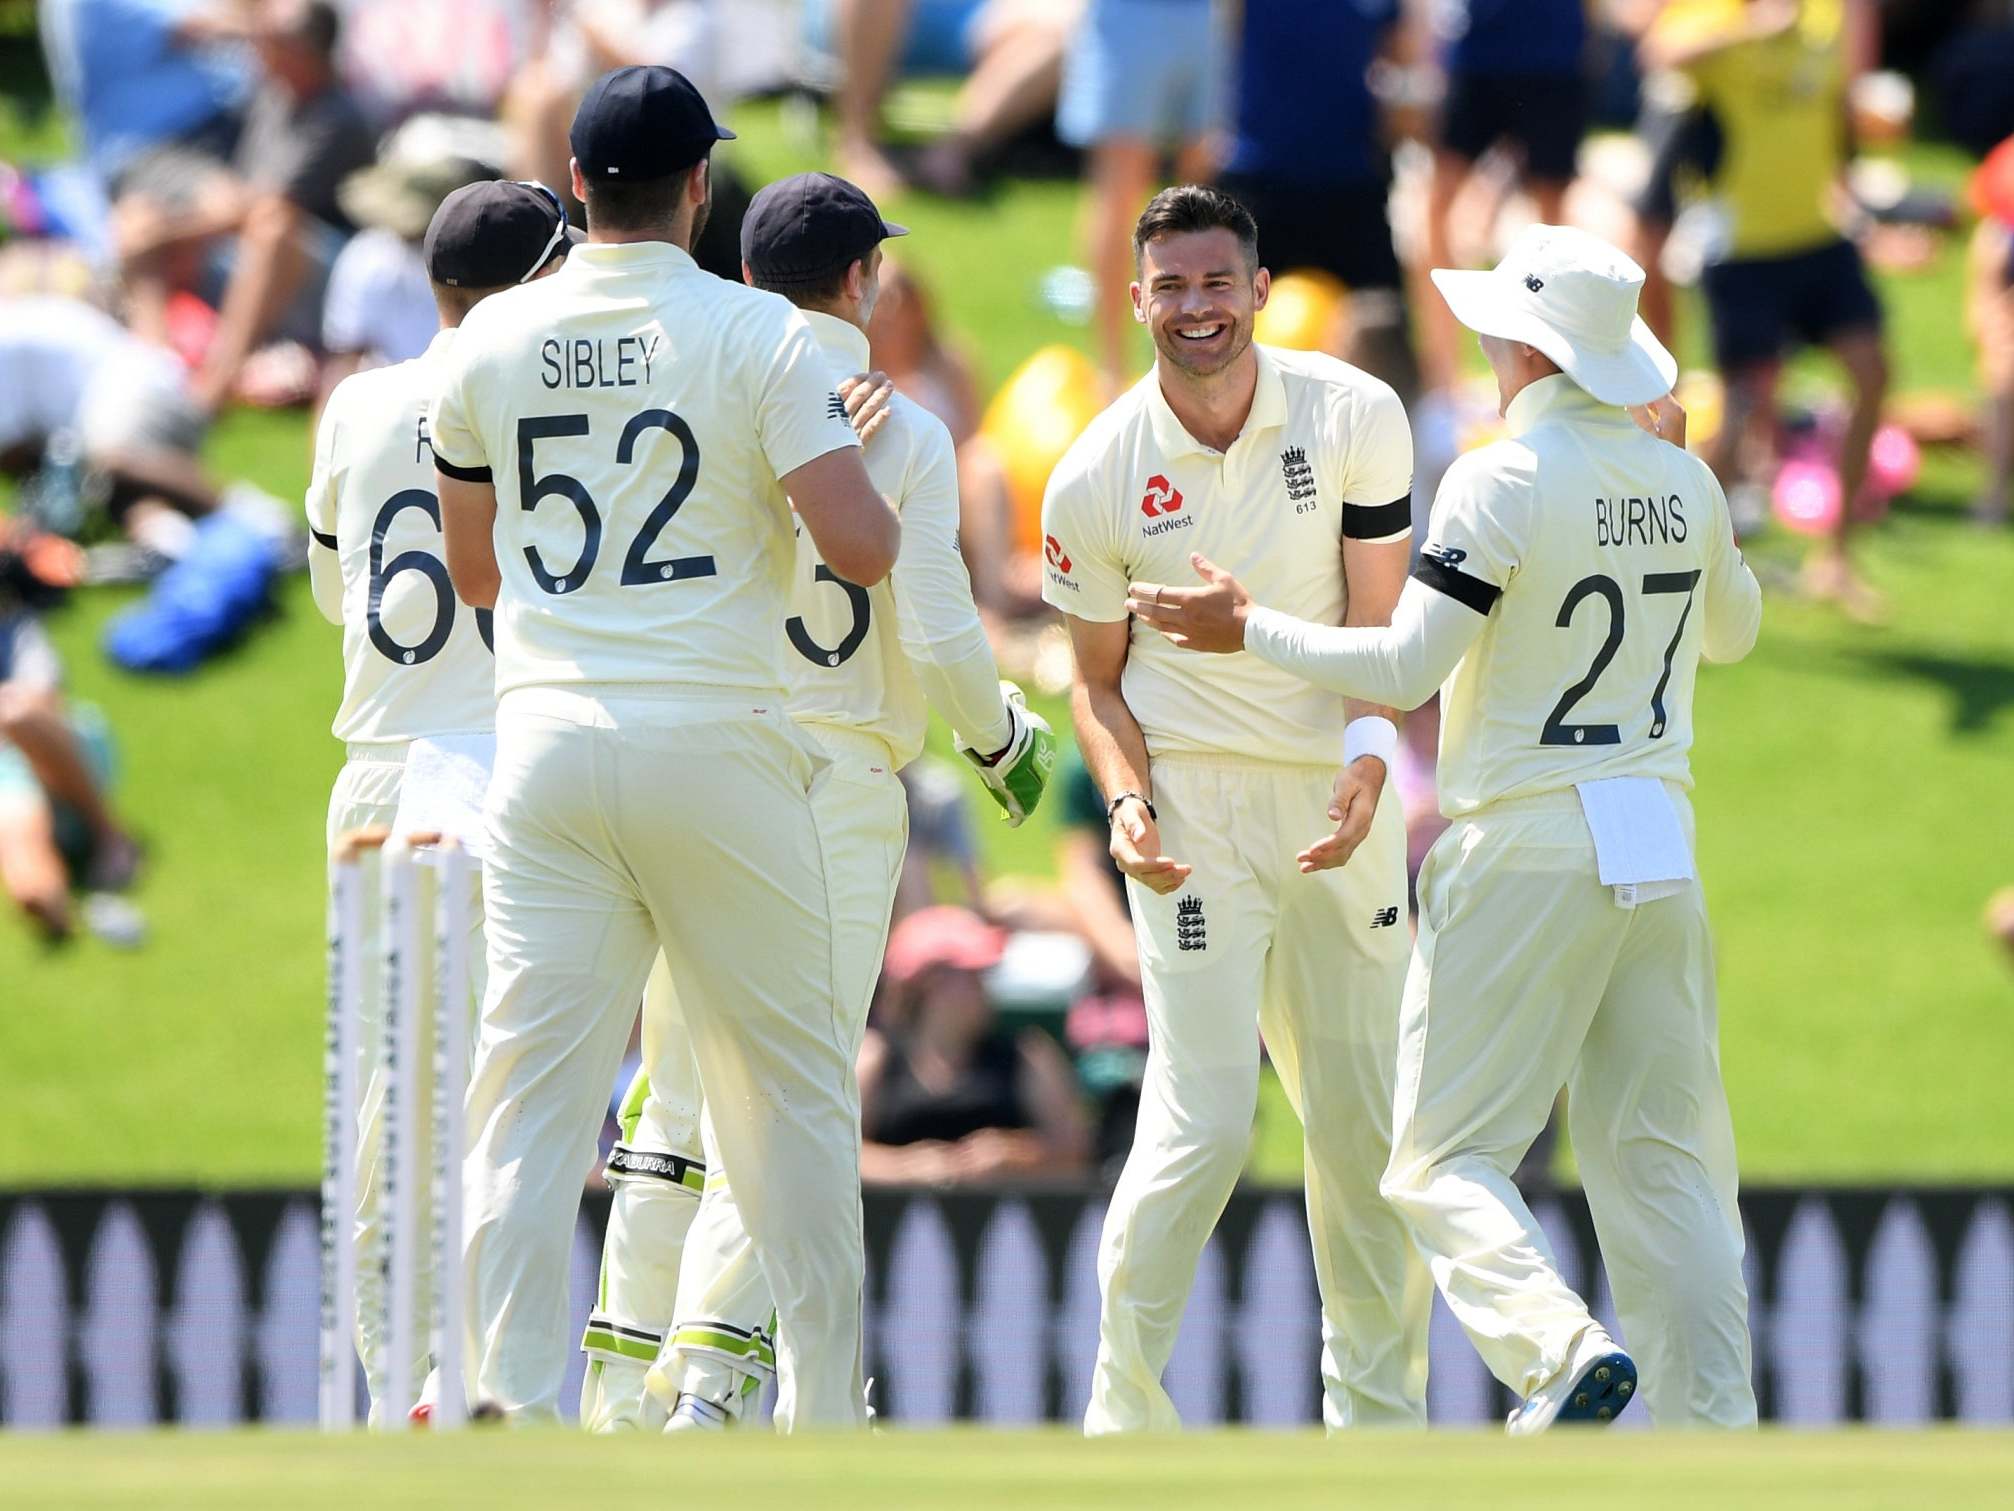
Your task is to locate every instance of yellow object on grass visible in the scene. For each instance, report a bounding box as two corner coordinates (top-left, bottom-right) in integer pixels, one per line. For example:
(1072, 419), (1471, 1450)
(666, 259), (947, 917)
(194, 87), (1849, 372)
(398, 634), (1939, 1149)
(979, 344), (1104, 556)
(1675, 369), (1726, 454)
(1253, 269), (1350, 354)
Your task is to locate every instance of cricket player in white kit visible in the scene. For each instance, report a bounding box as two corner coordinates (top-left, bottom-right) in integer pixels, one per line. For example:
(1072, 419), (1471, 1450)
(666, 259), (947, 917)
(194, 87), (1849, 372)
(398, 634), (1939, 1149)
(427, 67), (902, 1426)
(306, 179), (574, 1422)
(578, 174), (1057, 1434)
(1042, 186), (1432, 1433)
(1129, 225), (1763, 1431)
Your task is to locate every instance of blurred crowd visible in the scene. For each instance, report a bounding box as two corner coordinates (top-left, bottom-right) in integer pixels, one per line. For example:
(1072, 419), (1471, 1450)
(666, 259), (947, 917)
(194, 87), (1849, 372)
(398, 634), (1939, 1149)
(2, 0), (2013, 1171)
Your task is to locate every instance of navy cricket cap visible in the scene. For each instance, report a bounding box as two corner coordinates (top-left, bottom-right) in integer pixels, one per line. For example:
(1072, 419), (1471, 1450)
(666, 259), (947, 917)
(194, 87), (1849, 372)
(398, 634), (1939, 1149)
(424, 180), (580, 288)
(742, 172), (908, 286)
(570, 65), (734, 182)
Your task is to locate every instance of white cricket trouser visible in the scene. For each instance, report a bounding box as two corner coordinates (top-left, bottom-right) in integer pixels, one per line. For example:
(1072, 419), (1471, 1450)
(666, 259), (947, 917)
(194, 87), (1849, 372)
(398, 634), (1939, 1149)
(582, 727), (907, 1429)
(1380, 785), (1756, 1426)
(1089, 755), (1431, 1434)
(462, 687), (867, 1426)
(325, 744), (486, 1426)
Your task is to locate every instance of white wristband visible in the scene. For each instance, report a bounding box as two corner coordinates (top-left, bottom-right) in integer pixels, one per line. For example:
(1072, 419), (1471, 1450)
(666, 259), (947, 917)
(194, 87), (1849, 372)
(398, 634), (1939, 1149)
(1343, 715), (1399, 768)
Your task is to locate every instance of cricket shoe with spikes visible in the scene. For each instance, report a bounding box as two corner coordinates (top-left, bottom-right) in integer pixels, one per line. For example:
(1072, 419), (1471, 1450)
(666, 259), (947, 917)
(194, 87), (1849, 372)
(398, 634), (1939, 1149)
(664, 1393), (733, 1434)
(1506, 1330), (1637, 1436)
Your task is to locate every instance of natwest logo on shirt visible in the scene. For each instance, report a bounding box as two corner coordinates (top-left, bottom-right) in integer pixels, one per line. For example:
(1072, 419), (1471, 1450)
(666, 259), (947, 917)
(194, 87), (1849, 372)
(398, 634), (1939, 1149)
(1139, 473), (1195, 537)
(1044, 532), (1080, 591)
(1140, 474), (1184, 518)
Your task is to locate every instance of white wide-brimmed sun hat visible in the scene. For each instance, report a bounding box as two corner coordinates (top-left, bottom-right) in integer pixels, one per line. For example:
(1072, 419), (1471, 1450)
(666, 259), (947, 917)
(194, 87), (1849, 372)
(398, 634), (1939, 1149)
(1431, 224), (1678, 407)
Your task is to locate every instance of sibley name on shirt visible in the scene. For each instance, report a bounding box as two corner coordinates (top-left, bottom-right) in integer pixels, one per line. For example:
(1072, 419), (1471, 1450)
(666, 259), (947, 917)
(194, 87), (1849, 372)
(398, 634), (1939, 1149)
(540, 335), (662, 390)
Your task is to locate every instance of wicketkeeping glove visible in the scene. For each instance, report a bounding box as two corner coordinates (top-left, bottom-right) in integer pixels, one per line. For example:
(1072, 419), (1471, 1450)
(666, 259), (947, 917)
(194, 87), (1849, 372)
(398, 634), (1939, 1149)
(957, 682), (1056, 827)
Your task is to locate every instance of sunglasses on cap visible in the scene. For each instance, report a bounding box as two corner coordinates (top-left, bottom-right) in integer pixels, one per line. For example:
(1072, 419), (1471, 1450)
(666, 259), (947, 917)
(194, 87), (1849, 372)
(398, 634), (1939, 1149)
(514, 179), (570, 283)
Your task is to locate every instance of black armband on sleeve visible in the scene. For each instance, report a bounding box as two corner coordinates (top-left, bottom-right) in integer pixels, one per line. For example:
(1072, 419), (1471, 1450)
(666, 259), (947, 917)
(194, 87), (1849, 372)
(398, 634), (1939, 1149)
(309, 527), (338, 549)
(430, 448), (492, 484)
(1342, 495), (1412, 540)
(1412, 548), (1501, 614)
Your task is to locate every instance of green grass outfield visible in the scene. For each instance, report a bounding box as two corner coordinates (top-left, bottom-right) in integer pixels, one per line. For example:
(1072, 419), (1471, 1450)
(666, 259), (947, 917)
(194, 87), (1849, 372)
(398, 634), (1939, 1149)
(1, 75), (2011, 1184)
(4, 1427), (2012, 1510)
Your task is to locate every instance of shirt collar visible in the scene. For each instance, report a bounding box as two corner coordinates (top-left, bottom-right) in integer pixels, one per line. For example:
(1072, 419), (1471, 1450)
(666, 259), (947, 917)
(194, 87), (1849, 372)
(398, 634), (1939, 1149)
(1143, 344), (1289, 459)
(799, 308), (872, 374)
(566, 239), (698, 273)
(1504, 372), (1617, 437)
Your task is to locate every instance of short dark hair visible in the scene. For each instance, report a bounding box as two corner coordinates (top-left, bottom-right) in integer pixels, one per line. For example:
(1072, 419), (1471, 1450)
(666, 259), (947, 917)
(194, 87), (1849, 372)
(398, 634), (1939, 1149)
(749, 256), (862, 309)
(582, 158), (705, 235)
(431, 278), (511, 322)
(1132, 185), (1259, 271)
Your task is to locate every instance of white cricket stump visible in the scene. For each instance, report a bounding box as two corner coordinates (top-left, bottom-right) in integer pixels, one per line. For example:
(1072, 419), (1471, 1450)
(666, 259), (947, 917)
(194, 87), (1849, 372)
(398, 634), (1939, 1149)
(323, 827), (473, 1431)
(319, 841), (366, 1429)
(429, 844), (471, 1429)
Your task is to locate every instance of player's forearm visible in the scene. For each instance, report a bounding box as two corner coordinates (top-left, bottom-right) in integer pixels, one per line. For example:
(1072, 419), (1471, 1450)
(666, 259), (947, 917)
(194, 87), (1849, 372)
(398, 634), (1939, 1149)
(1071, 677), (1153, 806)
(891, 499), (1014, 750)
(912, 635), (1014, 753)
(1342, 544), (1407, 733)
(786, 449), (900, 586)
(438, 474), (501, 610)
(1244, 579), (1477, 710)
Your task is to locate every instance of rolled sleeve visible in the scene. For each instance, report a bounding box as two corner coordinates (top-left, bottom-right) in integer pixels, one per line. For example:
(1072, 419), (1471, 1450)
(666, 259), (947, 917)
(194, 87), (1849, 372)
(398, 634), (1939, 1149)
(756, 313), (862, 480)
(1412, 445), (1531, 614)
(304, 391), (345, 623)
(1698, 465), (1763, 663)
(305, 388), (341, 542)
(1336, 381), (1414, 542)
(1039, 454), (1130, 622)
(426, 345), (490, 483)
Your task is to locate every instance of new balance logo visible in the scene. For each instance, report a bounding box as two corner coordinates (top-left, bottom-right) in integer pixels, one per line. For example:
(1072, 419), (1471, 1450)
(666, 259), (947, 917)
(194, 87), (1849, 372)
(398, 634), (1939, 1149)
(1523, 274), (1545, 293)
(1175, 895), (1207, 952)
(1420, 542), (1468, 571)
(1281, 445), (1316, 504)
(1371, 906), (1400, 929)
(826, 393), (848, 421)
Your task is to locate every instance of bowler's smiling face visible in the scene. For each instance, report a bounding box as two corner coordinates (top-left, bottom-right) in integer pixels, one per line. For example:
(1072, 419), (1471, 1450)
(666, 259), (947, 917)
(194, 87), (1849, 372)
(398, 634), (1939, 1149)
(1133, 228), (1271, 380)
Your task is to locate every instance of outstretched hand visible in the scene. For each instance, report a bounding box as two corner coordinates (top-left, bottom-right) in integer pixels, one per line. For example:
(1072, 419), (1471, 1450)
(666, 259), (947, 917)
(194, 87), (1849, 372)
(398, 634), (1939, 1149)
(1125, 554), (1253, 653)
(1109, 797), (1191, 896)
(1297, 756), (1387, 874)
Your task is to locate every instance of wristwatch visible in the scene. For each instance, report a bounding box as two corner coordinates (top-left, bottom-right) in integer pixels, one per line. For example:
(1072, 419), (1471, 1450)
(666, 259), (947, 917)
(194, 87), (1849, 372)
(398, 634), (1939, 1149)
(1105, 791), (1156, 824)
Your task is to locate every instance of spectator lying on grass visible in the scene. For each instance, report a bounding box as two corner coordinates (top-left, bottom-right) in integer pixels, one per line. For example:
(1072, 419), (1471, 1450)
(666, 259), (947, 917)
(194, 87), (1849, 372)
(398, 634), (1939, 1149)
(0, 568), (143, 944)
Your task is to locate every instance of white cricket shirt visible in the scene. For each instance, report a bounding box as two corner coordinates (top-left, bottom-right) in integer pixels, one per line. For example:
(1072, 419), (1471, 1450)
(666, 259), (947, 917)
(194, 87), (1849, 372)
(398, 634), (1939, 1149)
(1419, 376), (1760, 811)
(1041, 344), (1413, 765)
(1248, 374), (1763, 815)
(786, 311), (1008, 767)
(426, 240), (860, 698)
(306, 329), (497, 744)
